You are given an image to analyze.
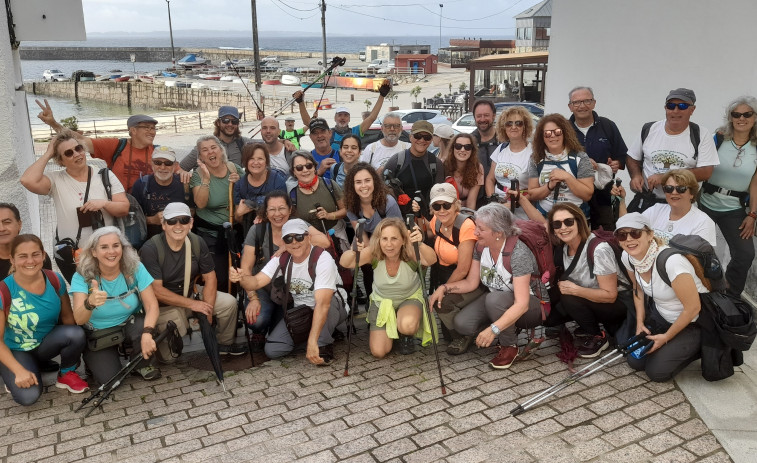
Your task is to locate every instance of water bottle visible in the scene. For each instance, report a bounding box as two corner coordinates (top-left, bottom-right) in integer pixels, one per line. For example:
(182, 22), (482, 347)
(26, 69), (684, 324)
(126, 211), (136, 227)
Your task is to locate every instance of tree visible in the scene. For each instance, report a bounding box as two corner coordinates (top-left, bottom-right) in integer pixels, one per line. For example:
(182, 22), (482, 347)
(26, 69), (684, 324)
(459, 82), (467, 93)
(410, 86), (422, 103)
(364, 99), (373, 111)
(61, 116), (79, 131)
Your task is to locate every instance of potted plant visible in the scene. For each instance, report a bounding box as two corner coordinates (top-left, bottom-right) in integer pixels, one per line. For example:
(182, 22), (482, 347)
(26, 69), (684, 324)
(387, 91), (399, 111)
(362, 99), (373, 120)
(459, 82), (467, 93)
(61, 116), (79, 133)
(410, 86), (422, 109)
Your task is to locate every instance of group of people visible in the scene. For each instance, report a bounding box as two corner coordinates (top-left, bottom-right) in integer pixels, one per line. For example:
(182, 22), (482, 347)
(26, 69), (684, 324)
(2, 84), (755, 406)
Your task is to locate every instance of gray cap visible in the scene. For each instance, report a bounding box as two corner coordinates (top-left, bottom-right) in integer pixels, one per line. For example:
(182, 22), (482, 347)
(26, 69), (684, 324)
(127, 115), (158, 128)
(218, 106), (241, 119)
(284, 116), (296, 122)
(163, 202), (191, 220)
(434, 124), (454, 139)
(152, 146), (176, 162)
(281, 218), (310, 237)
(615, 212), (651, 231)
(666, 88), (696, 104)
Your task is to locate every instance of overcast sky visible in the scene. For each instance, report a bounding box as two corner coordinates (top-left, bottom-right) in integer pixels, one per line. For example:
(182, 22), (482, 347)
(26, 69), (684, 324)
(81, 0), (540, 36)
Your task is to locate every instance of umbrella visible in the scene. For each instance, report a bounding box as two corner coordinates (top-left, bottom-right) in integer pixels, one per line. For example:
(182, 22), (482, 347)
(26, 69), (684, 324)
(196, 312), (227, 393)
(224, 221), (255, 367)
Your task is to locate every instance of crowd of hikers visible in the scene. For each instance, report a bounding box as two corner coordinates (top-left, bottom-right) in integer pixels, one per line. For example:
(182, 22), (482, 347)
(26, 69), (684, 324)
(1, 85), (756, 407)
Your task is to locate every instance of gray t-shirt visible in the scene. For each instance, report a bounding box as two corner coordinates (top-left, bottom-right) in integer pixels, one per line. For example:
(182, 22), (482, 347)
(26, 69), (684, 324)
(290, 179), (344, 232)
(561, 234), (630, 290)
(243, 223), (279, 274)
(474, 240), (546, 296)
(139, 234), (214, 297)
(346, 194), (402, 235)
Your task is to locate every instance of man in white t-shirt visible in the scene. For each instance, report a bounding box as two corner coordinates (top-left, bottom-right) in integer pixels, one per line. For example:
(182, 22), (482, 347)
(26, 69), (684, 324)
(230, 219), (348, 365)
(259, 116), (295, 175)
(361, 112), (410, 172)
(626, 88), (719, 199)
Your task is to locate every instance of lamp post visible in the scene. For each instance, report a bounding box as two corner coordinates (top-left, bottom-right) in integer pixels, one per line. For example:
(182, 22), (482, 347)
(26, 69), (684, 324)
(439, 4), (443, 53)
(166, 0), (176, 66)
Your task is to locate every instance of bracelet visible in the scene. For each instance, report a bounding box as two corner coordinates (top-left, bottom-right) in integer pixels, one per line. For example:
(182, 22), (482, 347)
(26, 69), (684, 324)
(142, 327), (155, 335)
(748, 211), (757, 219)
(84, 298), (95, 311)
(546, 183), (555, 191)
(200, 182), (210, 188)
(442, 284), (450, 295)
(247, 291), (258, 300)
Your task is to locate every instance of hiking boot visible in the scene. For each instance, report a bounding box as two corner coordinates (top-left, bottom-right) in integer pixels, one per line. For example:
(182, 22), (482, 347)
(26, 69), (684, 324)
(248, 333), (266, 353)
(398, 335), (415, 355)
(55, 371), (89, 394)
(318, 344), (334, 366)
(577, 332), (609, 359)
(332, 328), (345, 342)
(219, 343), (248, 356)
(489, 345), (519, 369)
(133, 365), (162, 381)
(446, 336), (473, 355)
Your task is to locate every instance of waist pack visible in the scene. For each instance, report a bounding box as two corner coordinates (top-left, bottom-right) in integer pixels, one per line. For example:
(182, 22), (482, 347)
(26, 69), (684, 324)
(284, 304), (313, 345)
(85, 324), (126, 351)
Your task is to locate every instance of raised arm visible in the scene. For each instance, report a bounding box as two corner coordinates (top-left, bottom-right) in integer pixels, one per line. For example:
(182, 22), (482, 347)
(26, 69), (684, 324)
(35, 99), (94, 152)
(20, 138), (55, 195)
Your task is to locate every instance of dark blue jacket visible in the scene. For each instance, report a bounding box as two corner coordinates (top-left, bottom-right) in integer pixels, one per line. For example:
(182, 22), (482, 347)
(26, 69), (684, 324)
(570, 111), (627, 168)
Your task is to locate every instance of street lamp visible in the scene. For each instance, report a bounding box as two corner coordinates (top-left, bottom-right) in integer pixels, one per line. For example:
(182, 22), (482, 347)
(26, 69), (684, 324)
(439, 4), (443, 53)
(166, 0), (176, 66)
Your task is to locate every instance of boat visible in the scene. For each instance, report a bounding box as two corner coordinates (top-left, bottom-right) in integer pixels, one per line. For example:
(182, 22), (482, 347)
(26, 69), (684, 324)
(191, 82), (208, 89)
(95, 75), (110, 82)
(109, 69), (123, 79)
(175, 81), (192, 88)
(219, 75), (235, 82)
(262, 79), (281, 86)
(200, 74), (222, 80)
(281, 75), (301, 86)
(114, 75), (131, 82)
(162, 71), (178, 78)
(135, 74), (154, 83)
(301, 82), (323, 89)
(177, 53), (208, 67)
(164, 80), (176, 87)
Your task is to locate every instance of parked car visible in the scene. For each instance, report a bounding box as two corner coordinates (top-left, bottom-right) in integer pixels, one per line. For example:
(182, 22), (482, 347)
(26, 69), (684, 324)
(262, 56), (280, 63)
(494, 102), (545, 118)
(364, 109), (451, 144)
(43, 69), (66, 82)
(452, 106), (541, 135)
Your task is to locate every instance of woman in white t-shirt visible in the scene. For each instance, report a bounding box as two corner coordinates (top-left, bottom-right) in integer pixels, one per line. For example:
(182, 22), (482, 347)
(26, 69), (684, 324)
(616, 213), (708, 382)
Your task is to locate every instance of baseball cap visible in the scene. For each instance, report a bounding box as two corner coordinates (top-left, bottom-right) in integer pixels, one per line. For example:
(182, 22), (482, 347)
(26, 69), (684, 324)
(430, 183), (458, 204)
(434, 124), (454, 140)
(335, 107), (350, 115)
(309, 118), (330, 132)
(218, 106), (241, 119)
(615, 212), (651, 231)
(665, 88), (696, 105)
(152, 146), (176, 162)
(284, 116), (296, 122)
(281, 218), (310, 237)
(163, 202), (192, 220)
(127, 115), (158, 128)
(411, 120), (434, 135)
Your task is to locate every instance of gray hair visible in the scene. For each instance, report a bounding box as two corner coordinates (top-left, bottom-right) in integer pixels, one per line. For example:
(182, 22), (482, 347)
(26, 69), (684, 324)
(76, 226), (140, 284)
(718, 95), (757, 145)
(382, 112), (402, 124)
(568, 86), (594, 101)
(195, 135), (228, 163)
(474, 203), (521, 237)
(289, 149), (317, 175)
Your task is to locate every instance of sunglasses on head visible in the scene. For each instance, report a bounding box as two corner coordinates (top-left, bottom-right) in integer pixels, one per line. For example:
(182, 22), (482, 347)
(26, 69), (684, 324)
(453, 143), (473, 151)
(220, 118), (239, 125)
(505, 120), (524, 127)
(731, 111), (755, 119)
(615, 229), (644, 241)
(665, 102), (692, 111)
(282, 233), (307, 244)
(153, 160), (174, 167)
(62, 144), (86, 157)
(662, 185), (689, 194)
(551, 217), (575, 229)
(543, 128), (563, 138)
(294, 162), (315, 172)
(413, 133), (433, 141)
(166, 216), (191, 225)
(431, 202), (453, 211)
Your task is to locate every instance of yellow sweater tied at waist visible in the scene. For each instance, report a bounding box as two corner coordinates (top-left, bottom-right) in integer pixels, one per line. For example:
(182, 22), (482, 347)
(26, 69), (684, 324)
(372, 287), (437, 346)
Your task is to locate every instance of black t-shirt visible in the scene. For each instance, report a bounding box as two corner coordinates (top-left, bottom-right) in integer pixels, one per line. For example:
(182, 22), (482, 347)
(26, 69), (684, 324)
(131, 174), (195, 238)
(139, 234), (214, 297)
(0, 255), (53, 281)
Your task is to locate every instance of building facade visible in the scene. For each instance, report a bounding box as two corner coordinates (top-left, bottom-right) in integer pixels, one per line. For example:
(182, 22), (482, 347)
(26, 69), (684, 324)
(515, 0), (552, 53)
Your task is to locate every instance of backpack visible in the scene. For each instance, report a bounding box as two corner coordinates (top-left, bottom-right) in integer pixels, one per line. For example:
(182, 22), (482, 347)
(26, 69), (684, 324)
(329, 162), (343, 182)
(434, 208), (475, 247)
(654, 234), (726, 293)
(1, 270), (62, 317)
(100, 168), (148, 248)
(395, 149), (437, 181)
(640, 121), (701, 160)
(148, 232), (201, 268)
(278, 247), (325, 292)
(289, 176), (338, 213)
(110, 138), (129, 165)
(555, 229), (631, 290)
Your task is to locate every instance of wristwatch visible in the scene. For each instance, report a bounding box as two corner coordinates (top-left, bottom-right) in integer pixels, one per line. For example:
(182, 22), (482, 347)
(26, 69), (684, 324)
(490, 324), (500, 335)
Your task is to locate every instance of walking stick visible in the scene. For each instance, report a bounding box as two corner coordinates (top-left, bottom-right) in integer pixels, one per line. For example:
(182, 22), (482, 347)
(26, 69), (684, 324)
(224, 222), (255, 368)
(404, 214), (446, 395)
(228, 182), (234, 293)
(344, 219), (366, 377)
(510, 179), (519, 213)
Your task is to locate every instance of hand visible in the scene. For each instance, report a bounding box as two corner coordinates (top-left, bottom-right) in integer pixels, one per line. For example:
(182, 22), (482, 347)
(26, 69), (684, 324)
(237, 200), (251, 216)
(315, 206), (329, 220)
(306, 339), (324, 365)
(88, 280), (107, 308)
(283, 140), (296, 152)
(35, 99), (56, 127)
(14, 368), (38, 389)
(80, 199), (108, 213)
(411, 200), (420, 213)
(607, 158), (620, 173)
(589, 158), (598, 170)
(738, 215), (755, 240)
(635, 324), (651, 337)
(549, 168), (571, 183)
(320, 157), (336, 170)
(228, 170), (240, 183)
(44, 137), (57, 159)
(646, 173), (664, 190)
(409, 225), (423, 243)
(178, 169), (193, 184)
(610, 184), (626, 199)
(356, 239), (365, 252)
(141, 334), (157, 359)
(245, 298), (261, 325)
(378, 80), (391, 97)
(293, 90), (304, 103)
(253, 215), (263, 225)
(229, 267), (243, 284)
(629, 175), (645, 193)
(188, 298), (214, 322)
(428, 287), (444, 312)
(257, 109), (265, 120)
(197, 160), (210, 183)
(646, 333), (670, 354)
(475, 326), (496, 348)
(557, 280), (580, 296)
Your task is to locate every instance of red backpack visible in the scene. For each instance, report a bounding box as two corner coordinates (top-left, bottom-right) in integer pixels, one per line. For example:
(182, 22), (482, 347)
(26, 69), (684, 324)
(1, 269), (62, 317)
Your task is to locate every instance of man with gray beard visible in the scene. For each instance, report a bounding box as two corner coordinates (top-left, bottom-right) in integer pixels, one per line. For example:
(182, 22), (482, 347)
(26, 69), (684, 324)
(131, 147), (194, 240)
(360, 112), (410, 173)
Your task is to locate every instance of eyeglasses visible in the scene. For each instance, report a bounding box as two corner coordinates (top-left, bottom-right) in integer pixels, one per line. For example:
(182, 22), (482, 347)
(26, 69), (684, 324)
(62, 144), (86, 157)
(135, 125), (157, 131)
(505, 120), (524, 127)
(413, 133), (433, 141)
(569, 98), (595, 107)
(266, 207), (289, 214)
(165, 216), (191, 225)
(544, 128), (563, 138)
(665, 102), (692, 111)
(282, 233), (307, 244)
(615, 229), (644, 241)
(453, 143), (473, 151)
(731, 111), (755, 119)
(551, 218), (575, 229)
(220, 118), (239, 125)
(152, 160), (174, 167)
(383, 123), (401, 130)
(431, 202), (453, 211)
(662, 185), (689, 194)
(294, 163), (315, 172)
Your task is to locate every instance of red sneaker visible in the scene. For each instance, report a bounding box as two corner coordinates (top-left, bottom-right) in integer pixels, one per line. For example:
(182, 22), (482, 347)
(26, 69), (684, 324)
(55, 371), (89, 394)
(489, 345), (519, 369)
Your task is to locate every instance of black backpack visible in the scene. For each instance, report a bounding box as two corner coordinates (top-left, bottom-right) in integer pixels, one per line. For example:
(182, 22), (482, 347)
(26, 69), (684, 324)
(640, 121), (701, 160)
(100, 168), (148, 248)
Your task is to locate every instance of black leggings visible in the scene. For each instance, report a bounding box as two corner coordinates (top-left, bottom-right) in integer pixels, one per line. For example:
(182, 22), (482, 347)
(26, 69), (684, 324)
(559, 293), (629, 336)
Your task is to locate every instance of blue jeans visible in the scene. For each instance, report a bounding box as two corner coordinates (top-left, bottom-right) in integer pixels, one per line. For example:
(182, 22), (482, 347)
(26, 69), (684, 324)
(0, 325), (86, 406)
(248, 288), (282, 335)
(700, 204), (756, 296)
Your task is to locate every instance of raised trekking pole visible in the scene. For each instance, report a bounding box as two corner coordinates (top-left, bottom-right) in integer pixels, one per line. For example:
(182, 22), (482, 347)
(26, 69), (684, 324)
(405, 213), (446, 395)
(344, 219), (366, 377)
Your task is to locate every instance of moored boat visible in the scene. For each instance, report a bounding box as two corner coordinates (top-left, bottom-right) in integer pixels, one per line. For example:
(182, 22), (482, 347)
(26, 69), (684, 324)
(281, 75), (301, 86)
(262, 79), (281, 85)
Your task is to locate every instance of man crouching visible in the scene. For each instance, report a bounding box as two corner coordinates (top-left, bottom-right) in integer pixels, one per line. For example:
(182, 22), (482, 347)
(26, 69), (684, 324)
(230, 219), (348, 365)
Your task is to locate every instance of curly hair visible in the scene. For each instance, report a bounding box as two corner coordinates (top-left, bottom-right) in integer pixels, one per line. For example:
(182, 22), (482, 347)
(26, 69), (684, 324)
(213, 117), (241, 139)
(546, 202), (590, 246)
(76, 226), (140, 285)
(495, 106), (534, 143)
(444, 134), (480, 190)
(717, 95), (757, 145)
(370, 217), (415, 263)
(531, 114), (585, 163)
(343, 162), (388, 216)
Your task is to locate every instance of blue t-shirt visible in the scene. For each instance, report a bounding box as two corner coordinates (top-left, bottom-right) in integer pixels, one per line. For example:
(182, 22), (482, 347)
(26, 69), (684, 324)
(311, 149), (341, 180)
(70, 263), (154, 330)
(346, 195), (402, 235)
(331, 126), (362, 151)
(1, 272), (67, 351)
(233, 169), (288, 208)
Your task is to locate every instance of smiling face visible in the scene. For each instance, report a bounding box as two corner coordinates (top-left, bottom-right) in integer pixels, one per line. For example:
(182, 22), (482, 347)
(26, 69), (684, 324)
(474, 103), (495, 133)
(340, 137), (361, 163)
(285, 120), (295, 131)
(505, 114), (526, 142)
(91, 233), (123, 274)
(410, 131), (432, 156)
(542, 121), (565, 155)
(10, 241), (45, 278)
(162, 215), (192, 243)
(731, 103), (756, 137)
(198, 139), (224, 168)
(57, 138), (87, 169)
(260, 117), (280, 145)
(265, 197), (291, 228)
(283, 232), (311, 260)
(292, 156), (316, 183)
(551, 210), (579, 245)
(379, 225), (404, 260)
(152, 157), (175, 183)
(568, 88), (596, 121)
(0, 208), (21, 248)
(218, 116), (239, 137)
(334, 112), (350, 129)
(246, 148), (268, 176)
(473, 219), (502, 249)
(381, 116), (402, 144)
(353, 169), (375, 201)
(309, 128), (332, 154)
(130, 123), (157, 147)
(665, 98), (695, 133)
(453, 135), (474, 163)
(663, 176), (693, 208)
(617, 227), (653, 260)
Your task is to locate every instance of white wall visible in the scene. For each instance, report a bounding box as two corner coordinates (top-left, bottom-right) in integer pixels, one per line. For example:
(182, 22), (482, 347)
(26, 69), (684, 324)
(546, 0), (757, 143)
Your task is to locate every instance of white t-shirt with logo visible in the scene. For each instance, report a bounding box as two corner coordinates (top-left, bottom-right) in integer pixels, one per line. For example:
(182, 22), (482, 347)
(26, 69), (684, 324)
(642, 203), (717, 246)
(361, 140), (410, 170)
(490, 142), (533, 219)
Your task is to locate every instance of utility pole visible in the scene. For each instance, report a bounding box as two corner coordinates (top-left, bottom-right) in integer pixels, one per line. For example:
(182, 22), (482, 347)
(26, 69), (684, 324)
(439, 4), (443, 53)
(251, 0), (262, 90)
(166, 0), (175, 66)
(320, 0), (327, 70)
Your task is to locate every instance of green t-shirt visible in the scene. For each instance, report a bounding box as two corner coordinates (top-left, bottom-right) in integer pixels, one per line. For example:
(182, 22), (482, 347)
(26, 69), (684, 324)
(190, 163), (245, 235)
(280, 128), (306, 149)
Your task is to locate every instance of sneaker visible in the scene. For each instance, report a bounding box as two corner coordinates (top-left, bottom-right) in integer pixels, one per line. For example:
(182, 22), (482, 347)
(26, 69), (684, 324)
(318, 344), (334, 366)
(446, 336), (473, 355)
(219, 343), (248, 356)
(55, 371), (89, 394)
(398, 335), (415, 355)
(132, 365), (162, 381)
(489, 345), (519, 369)
(248, 333), (266, 353)
(577, 332), (609, 359)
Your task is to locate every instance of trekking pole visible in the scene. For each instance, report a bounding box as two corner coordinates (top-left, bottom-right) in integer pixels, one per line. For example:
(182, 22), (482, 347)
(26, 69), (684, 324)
(404, 213), (446, 395)
(224, 221), (255, 368)
(344, 219), (366, 377)
(510, 178), (519, 213)
(313, 202), (329, 235)
(76, 321), (177, 417)
(224, 52), (264, 115)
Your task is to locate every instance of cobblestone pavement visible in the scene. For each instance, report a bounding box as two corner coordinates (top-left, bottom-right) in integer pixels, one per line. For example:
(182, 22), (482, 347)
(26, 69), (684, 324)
(0, 317), (733, 463)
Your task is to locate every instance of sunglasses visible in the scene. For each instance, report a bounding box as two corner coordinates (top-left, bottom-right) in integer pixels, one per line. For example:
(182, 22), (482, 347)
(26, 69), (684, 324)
(544, 128), (563, 138)
(282, 233), (307, 244)
(294, 162), (315, 172)
(665, 102), (692, 111)
(615, 229), (644, 241)
(413, 133), (433, 141)
(731, 111), (755, 119)
(662, 185), (689, 194)
(431, 202), (453, 211)
(551, 218), (575, 229)
(62, 144), (86, 157)
(153, 160), (174, 167)
(505, 120), (525, 127)
(220, 118), (240, 125)
(166, 216), (191, 225)
(453, 143), (473, 151)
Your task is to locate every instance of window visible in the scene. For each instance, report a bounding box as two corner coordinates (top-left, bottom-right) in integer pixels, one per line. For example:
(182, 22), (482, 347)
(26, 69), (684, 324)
(536, 27), (550, 40)
(524, 28), (532, 40)
(517, 28), (524, 40)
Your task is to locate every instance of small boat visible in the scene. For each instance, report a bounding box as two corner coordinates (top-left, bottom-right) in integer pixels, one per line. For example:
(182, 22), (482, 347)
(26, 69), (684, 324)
(136, 74), (154, 83)
(95, 75), (110, 82)
(301, 82), (323, 89)
(219, 75), (235, 82)
(109, 70), (123, 79)
(177, 53), (208, 67)
(200, 74), (222, 80)
(162, 71), (178, 78)
(164, 80), (176, 87)
(191, 82), (208, 89)
(175, 81), (192, 88)
(114, 75), (131, 82)
(262, 79), (281, 86)
(281, 75), (301, 86)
